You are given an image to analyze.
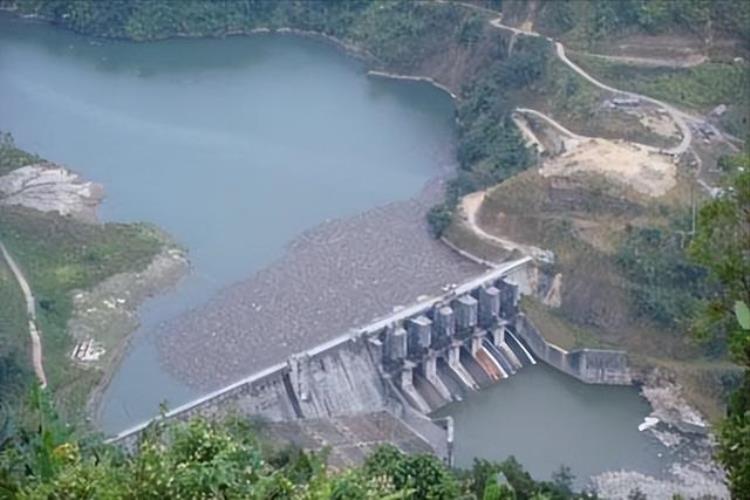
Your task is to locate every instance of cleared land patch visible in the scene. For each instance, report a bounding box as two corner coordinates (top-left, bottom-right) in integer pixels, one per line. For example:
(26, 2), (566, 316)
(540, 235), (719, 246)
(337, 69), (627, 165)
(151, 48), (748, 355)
(539, 138), (677, 197)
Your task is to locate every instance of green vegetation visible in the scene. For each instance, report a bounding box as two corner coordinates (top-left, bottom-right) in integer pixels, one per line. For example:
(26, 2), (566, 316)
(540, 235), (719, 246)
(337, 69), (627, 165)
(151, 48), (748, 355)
(2, 1), (747, 493)
(616, 216), (711, 331)
(454, 36), (547, 185)
(0, 257), (30, 442)
(521, 297), (605, 351)
(11, 0), (489, 71)
(568, 54), (750, 135)
(0, 136), (44, 437)
(0, 133), (39, 176)
(0, 136), (165, 429)
(0, 207), (163, 417)
(0, 389), (592, 499)
(688, 153), (750, 497)
(429, 36), (549, 236)
(572, 56), (749, 112)
(525, 0), (750, 46)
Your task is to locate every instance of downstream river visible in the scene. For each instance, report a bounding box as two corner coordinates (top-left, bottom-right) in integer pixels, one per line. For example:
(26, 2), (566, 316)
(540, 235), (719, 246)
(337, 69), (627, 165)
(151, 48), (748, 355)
(0, 13), (668, 485)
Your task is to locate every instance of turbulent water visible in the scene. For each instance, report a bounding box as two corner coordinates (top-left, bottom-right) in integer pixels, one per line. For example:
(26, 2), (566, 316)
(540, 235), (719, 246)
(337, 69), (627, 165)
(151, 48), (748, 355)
(0, 13), (669, 484)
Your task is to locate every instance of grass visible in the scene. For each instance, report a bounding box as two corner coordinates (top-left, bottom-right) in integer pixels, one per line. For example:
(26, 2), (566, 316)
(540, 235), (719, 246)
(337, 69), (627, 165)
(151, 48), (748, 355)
(0, 132), (41, 176)
(0, 256), (32, 427)
(567, 53), (750, 116)
(521, 297), (605, 351)
(0, 206), (164, 421)
(512, 56), (676, 148)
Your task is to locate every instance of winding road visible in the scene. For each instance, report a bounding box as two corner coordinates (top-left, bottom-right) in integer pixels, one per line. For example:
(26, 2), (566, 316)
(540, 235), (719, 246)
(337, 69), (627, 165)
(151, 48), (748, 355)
(513, 106), (671, 156)
(487, 17), (694, 156)
(460, 191), (554, 263)
(553, 40), (694, 155)
(452, 7), (726, 263)
(515, 107), (584, 141)
(0, 241), (47, 388)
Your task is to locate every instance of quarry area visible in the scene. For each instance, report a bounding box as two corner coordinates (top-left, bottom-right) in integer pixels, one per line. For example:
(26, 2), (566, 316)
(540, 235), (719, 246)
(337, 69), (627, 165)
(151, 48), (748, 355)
(538, 138), (677, 198)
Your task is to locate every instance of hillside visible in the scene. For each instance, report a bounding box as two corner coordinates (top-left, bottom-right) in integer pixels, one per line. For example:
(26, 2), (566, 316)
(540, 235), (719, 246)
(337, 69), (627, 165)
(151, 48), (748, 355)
(0, 134), (183, 432)
(502, 0), (750, 52)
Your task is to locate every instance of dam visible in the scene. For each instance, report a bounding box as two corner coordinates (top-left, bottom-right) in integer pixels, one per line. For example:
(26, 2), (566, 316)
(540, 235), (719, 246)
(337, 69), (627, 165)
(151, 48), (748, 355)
(109, 258), (533, 455)
(111, 256), (632, 468)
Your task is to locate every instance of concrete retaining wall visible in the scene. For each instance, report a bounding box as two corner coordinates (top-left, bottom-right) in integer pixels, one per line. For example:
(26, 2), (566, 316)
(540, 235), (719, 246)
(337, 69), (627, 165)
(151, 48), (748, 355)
(516, 314), (631, 385)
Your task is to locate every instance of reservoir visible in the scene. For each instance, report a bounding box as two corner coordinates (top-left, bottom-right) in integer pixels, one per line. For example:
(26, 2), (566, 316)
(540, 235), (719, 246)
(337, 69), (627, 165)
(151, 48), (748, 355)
(0, 13), (457, 428)
(0, 13), (668, 484)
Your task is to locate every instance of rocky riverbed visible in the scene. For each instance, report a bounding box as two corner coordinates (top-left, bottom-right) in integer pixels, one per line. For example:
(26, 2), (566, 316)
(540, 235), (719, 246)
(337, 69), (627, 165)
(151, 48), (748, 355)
(591, 371), (729, 499)
(155, 180), (484, 390)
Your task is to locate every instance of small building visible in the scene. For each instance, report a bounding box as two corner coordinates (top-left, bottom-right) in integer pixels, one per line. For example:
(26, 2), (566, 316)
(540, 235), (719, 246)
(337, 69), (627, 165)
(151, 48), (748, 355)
(612, 97), (640, 107)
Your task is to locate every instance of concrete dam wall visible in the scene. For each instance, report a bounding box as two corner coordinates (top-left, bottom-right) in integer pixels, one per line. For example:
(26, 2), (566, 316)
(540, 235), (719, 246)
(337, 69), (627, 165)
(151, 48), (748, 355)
(110, 256), (631, 460)
(515, 314), (632, 385)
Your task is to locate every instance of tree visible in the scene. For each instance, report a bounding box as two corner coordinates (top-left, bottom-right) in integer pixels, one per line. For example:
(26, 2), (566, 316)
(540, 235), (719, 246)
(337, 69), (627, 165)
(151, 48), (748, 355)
(363, 445), (459, 500)
(689, 156), (750, 363)
(427, 204), (453, 238)
(1, 391), (594, 498)
(689, 154), (750, 497)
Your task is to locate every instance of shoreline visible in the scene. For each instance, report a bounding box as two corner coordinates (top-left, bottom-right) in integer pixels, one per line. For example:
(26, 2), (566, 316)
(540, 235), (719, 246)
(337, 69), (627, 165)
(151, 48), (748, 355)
(0, 156), (190, 426)
(82, 241), (189, 426)
(589, 369), (728, 498)
(366, 70), (458, 100)
(0, 9), (460, 104)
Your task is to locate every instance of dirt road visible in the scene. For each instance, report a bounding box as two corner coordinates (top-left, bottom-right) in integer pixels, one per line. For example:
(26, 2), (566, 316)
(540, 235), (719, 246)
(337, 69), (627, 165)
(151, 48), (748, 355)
(486, 17), (694, 156)
(553, 41), (694, 155)
(460, 191), (553, 263)
(0, 241), (47, 388)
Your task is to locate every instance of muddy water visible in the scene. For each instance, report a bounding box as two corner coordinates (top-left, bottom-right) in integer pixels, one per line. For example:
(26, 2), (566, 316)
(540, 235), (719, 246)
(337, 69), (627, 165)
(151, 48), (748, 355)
(0, 13), (667, 485)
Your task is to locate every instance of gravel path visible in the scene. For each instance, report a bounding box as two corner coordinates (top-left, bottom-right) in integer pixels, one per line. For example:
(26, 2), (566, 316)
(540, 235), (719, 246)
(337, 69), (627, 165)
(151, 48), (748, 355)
(156, 180), (483, 390)
(0, 240), (47, 388)
(460, 191), (552, 262)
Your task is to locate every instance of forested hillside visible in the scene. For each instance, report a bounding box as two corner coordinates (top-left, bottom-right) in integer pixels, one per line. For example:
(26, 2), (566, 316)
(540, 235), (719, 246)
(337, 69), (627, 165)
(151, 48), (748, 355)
(503, 0), (750, 47)
(0, 389), (589, 499)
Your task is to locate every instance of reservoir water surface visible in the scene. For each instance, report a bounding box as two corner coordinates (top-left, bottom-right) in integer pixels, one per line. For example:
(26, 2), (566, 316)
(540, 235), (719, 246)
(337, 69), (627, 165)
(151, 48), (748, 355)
(0, 13), (668, 485)
(0, 13), (455, 429)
